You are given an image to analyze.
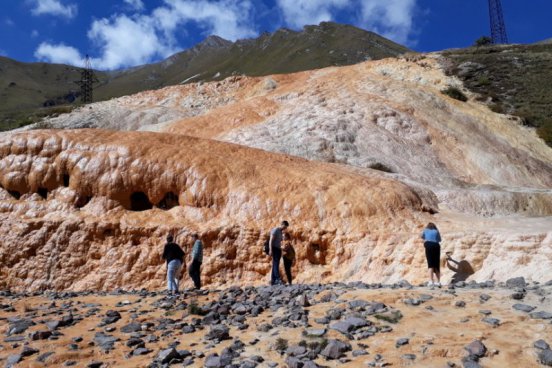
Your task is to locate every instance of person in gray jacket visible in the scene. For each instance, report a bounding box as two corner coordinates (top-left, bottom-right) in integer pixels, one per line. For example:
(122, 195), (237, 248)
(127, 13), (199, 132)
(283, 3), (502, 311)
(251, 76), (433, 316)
(188, 233), (203, 290)
(268, 220), (289, 285)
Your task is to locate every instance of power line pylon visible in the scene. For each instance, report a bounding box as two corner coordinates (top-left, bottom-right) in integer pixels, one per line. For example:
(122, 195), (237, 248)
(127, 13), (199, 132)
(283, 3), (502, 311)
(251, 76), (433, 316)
(74, 55), (99, 104)
(488, 0), (509, 44)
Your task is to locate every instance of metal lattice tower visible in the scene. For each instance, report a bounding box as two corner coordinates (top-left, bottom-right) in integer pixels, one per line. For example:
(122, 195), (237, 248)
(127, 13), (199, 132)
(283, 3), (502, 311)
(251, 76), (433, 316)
(488, 0), (509, 44)
(74, 55), (98, 104)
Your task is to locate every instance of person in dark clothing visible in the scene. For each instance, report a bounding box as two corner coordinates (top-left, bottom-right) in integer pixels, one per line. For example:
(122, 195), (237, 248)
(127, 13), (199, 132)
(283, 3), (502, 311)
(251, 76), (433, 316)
(268, 220), (289, 285)
(162, 234), (184, 295)
(188, 233), (203, 290)
(282, 232), (296, 285)
(421, 222), (442, 287)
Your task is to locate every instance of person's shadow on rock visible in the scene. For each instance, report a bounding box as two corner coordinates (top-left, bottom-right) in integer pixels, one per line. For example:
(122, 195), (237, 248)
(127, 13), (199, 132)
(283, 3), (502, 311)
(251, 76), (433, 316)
(445, 253), (475, 283)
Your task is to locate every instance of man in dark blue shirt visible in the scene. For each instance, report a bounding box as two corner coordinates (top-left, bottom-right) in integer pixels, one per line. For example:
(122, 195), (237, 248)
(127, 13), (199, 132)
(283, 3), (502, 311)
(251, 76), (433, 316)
(189, 234), (203, 290)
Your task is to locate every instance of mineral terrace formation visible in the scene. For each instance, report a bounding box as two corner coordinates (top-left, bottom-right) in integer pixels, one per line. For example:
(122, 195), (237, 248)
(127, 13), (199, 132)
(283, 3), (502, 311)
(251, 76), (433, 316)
(2, 54), (552, 291)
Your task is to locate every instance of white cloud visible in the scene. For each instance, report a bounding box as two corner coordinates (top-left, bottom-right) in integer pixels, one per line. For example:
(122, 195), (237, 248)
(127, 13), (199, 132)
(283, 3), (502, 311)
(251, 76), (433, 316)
(4, 18), (15, 26)
(276, 0), (417, 45)
(34, 42), (83, 65)
(34, 0), (257, 70)
(360, 0), (416, 45)
(156, 0), (256, 42)
(123, 0), (144, 11)
(30, 0), (77, 19)
(276, 0), (351, 29)
(31, 30), (39, 38)
(87, 14), (173, 69)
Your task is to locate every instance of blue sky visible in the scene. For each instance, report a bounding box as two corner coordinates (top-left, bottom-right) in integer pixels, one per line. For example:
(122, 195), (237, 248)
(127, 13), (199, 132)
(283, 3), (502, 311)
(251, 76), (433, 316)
(0, 0), (551, 70)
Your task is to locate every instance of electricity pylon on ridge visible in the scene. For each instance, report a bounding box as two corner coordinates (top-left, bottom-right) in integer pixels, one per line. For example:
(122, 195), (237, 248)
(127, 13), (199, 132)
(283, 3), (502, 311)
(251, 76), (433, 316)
(74, 55), (99, 104)
(488, 0), (509, 44)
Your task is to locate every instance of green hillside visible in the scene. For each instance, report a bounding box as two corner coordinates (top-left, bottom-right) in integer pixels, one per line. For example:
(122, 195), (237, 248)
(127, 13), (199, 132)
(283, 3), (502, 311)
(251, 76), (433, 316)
(442, 43), (552, 146)
(0, 22), (409, 130)
(0, 57), (109, 129)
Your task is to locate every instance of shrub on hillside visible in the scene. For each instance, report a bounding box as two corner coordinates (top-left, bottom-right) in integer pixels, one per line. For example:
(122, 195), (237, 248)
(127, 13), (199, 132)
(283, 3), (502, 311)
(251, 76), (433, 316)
(442, 86), (468, 102)
(474, 36), (492, 47)
(537, 122), (552, 146)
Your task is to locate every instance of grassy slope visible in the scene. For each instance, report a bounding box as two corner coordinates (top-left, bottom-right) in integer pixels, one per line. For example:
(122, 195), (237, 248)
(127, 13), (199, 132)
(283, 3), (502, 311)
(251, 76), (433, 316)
(0, 22), (409, 130)
(442, 43), (552, 146)
(0, 57), (110, 129)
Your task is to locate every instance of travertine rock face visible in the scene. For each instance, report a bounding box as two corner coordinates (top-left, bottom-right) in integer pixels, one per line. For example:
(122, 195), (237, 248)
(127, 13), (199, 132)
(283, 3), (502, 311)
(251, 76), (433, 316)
(5, 55), (552, 291)
(34, 56), (552, 216)
(0, 130), (434, 291)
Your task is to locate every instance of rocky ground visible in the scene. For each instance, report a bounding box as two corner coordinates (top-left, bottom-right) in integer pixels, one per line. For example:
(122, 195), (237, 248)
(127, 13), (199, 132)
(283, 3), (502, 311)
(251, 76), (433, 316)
(1, 277), (551, 368)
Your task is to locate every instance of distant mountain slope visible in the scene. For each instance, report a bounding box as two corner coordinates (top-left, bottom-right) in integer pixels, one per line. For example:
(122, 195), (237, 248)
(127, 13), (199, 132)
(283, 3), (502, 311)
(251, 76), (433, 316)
(0, 57), (108, 129)
(442, 43), (552, 145)
(96, 22), (410, 100)
(0, 22), (410, 130)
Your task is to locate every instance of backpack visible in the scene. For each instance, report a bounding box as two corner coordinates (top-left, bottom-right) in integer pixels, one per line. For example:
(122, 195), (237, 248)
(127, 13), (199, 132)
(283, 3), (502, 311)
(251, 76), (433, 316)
(263, 238), (270, 255)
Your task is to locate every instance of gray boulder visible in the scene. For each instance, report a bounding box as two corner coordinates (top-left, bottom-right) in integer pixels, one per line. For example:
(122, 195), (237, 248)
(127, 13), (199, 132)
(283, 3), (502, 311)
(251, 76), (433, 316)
(539, 349), (552, 366)
(320, 339), (351, 359)
(465, 340), (487, 358)
(506, 277), (526, 288)
(206, 324), (230, 341)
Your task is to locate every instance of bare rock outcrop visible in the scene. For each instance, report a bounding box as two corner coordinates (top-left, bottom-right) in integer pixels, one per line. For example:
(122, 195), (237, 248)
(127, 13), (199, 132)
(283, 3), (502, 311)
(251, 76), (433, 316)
(0, 129), (435, 291)
(31, 56), (552, 216)
(6, 55), (552, 291)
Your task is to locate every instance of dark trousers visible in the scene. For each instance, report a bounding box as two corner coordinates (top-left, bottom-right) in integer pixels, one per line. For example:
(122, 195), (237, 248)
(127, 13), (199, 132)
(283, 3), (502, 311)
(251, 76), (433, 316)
(189, 259), (202, 289)
(271, 247), (282, 285)
(283, 258), (293, 285)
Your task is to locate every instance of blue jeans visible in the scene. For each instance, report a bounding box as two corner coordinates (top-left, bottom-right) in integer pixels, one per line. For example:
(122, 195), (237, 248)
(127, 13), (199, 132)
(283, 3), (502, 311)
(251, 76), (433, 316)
(167, 259), (182, 292)
(271, 247), (282, 285)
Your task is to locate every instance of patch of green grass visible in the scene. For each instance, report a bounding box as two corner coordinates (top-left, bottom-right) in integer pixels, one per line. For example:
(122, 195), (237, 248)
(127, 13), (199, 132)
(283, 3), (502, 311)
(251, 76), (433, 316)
(374, 310), (403, 324)
(187, 299), (206, 316)
(1, 104), (77, 131)
(537, 122), (552, 146)
(442, 86), (468, 102)
(274, 338), (288, 352)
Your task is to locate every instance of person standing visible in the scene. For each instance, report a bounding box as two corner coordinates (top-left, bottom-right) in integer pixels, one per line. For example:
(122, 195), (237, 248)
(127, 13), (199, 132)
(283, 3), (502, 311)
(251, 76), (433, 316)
(282, 232), (296, 285)
(162, 234), (185, 295)
(268, 220), (289, 285)
(421, 222), (442, 287)
(189, 233), (203, 290)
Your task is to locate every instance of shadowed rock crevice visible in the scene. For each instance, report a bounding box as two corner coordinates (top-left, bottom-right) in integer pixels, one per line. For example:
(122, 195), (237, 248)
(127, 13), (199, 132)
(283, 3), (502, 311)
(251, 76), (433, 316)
(157, 192), (179, 209)
(37, 187), (48, 199)
(130, 192), (153, 211)
(8, 190), (21, 199)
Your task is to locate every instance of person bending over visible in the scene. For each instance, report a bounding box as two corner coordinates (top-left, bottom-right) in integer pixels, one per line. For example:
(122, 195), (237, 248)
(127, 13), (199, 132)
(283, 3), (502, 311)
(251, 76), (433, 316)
(162, 234), (184, 295)
(282, 232), (296, 285)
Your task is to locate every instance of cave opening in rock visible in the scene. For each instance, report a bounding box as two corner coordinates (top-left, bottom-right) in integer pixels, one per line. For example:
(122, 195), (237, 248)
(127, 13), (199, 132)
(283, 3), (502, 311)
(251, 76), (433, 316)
(130, 191), (153, 211)
(306, 243), (327, 265)
(75, 195), (92, 208)
(157, 192), (179, 210)
(37, 187), (48, 199)
(8, 190), (21, 200)
(63, 174), (70, 187)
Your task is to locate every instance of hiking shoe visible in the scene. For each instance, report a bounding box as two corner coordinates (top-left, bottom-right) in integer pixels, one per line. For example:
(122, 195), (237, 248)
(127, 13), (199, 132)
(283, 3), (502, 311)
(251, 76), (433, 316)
(435, 282), (442, 288)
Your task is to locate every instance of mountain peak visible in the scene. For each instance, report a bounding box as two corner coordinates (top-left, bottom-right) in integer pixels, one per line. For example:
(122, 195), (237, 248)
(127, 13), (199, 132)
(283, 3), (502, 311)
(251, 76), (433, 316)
(195, 35), (233, 50)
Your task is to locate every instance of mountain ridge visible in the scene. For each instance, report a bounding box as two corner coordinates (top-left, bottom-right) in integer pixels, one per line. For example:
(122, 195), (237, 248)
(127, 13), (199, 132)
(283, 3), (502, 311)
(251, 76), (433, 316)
(0, 22), (410, 130)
